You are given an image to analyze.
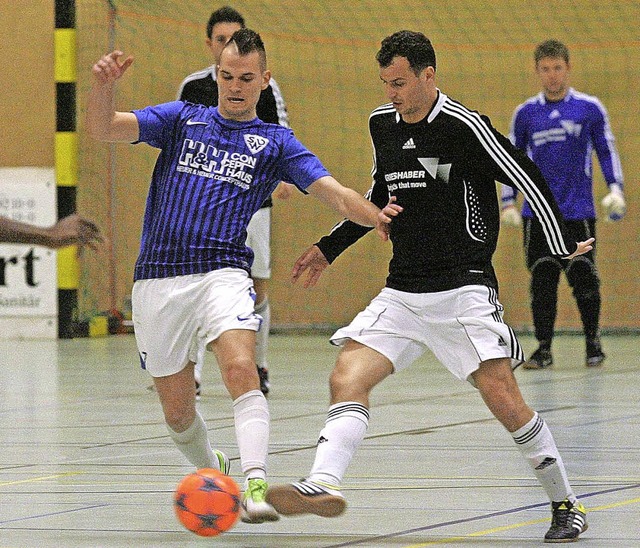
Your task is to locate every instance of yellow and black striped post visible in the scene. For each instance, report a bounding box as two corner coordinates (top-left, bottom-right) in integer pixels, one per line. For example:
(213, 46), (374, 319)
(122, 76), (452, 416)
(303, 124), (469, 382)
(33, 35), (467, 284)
(55, 0), (80, 338)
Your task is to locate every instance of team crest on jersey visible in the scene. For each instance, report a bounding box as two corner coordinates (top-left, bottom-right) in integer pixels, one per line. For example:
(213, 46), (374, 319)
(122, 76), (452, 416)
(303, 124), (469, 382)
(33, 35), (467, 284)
(244, 134), (269, 154)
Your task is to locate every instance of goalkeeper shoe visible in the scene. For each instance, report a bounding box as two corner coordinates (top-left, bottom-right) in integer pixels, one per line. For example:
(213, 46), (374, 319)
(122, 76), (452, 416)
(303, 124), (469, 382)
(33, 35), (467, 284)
(266, 478), (346, 517)
(241, 478), (279, 523)
(586, 338), (606, 367)
(523, 346), (553, 369)
(544, 499), (588, 543)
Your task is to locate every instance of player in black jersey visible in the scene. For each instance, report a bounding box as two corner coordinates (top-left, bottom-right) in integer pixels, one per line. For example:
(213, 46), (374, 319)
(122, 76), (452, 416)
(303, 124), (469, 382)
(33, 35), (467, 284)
(267, 31), (591, 543)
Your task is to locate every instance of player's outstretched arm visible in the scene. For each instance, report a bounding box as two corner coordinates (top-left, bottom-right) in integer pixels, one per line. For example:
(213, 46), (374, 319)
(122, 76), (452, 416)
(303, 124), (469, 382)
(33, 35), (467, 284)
(564, 238), (595, 260)
(87, 50), (139, 143)
(49, 214), (104, 250)
(291, 245), (329, 288)
(0, 214), (103, 250)
(306, 176), (380, 228)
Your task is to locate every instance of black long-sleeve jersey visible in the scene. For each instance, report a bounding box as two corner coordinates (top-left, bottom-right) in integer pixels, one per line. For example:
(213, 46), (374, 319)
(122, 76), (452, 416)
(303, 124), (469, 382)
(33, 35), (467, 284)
(177, 65), (290, 209)
(316, 91), (575, 294)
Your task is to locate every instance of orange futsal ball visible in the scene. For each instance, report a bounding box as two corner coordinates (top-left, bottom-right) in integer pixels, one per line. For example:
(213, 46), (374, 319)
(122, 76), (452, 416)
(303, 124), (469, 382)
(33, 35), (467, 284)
(174, 468), (241, 536)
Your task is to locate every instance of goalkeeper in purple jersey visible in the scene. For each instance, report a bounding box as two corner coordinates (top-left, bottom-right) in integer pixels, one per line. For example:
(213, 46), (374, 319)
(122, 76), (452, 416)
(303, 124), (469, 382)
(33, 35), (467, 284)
(87, 29), (383, 524)
(500, 39), (627, 370)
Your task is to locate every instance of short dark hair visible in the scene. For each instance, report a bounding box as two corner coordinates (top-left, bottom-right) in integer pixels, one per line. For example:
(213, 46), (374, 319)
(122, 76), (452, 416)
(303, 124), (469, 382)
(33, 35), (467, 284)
(206, 6), (245, 39)
(376, 30), (436, 74)
(224, 28), (267, 70)
(534, 39), (569, 64)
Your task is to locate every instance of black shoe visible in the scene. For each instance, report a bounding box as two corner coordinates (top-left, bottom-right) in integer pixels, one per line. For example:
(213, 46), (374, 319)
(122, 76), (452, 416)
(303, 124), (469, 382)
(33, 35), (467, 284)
(544, 499), (588, 543)
(257, 365), (270, 395)
(523, 346), (553, 369)
(586, 338), (605, 367)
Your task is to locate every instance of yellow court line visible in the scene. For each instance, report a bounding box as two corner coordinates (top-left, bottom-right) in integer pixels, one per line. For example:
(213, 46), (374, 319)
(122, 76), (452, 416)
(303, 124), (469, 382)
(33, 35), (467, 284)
(404, 497), (640, 547)
(0, 471), (83, 487)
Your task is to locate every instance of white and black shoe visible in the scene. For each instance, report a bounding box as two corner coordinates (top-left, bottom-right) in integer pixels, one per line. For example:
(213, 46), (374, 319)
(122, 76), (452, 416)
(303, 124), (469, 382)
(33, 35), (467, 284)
(544, 499), (588, 543)
(266, 478), (346, 517)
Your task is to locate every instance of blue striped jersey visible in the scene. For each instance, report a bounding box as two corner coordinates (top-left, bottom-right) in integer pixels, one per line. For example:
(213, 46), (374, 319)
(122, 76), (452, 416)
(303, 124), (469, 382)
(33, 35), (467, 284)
(502, 87), (624, 220)
(132, 101), (329, 280)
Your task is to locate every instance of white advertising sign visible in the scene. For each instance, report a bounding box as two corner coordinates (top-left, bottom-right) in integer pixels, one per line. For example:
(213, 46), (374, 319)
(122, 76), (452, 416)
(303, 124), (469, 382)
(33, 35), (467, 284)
(0, 168), (57, 338)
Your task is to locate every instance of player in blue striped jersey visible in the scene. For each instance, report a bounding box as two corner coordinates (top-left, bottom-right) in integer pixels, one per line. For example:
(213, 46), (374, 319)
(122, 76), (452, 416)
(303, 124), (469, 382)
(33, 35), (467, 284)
(266, 31), (592, 542)
(87, 29), (382, 524)
(177, 5), (293, 397)
(501, 39), (627, 370)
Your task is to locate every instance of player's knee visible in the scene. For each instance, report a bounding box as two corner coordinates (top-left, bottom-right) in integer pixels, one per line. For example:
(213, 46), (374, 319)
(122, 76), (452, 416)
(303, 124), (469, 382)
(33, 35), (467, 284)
(329, 364), (352, 394)
(329, 361), (368, 402)
(220, 357), (259, 394)
(530, 258), (562, 292)
(474, 360), (530, 430)
(566, 258), (600, 296)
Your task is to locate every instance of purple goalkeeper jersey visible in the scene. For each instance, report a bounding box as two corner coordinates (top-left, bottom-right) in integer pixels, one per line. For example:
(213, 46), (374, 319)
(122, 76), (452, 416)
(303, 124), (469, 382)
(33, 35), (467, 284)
(501, 87), (623, 220)
(132, 102), (329, 281)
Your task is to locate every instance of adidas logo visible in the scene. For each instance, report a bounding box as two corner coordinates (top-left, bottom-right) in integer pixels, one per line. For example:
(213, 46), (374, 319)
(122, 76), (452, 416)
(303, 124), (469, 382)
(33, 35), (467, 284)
(317, 435), (328, 445)
(535, 457), (557, 470)
(402, 138), (416, 149)
(549, 109), (561, 119)
(497, 336), (507, 347)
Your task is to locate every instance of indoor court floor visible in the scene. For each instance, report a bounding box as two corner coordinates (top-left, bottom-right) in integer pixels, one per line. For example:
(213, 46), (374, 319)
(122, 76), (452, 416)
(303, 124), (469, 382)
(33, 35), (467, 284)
(1, 332), (639, 547)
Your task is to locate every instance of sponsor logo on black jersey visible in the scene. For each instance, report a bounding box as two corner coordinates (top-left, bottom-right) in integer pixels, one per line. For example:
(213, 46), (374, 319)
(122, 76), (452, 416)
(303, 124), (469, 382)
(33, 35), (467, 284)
(417, 157), (452, 184)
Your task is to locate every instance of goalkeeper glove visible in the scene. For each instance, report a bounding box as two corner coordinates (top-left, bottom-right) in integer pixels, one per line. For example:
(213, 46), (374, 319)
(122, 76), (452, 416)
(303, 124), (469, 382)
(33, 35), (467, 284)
(501, 205), (522, 227)
(601, 186), (626, 222)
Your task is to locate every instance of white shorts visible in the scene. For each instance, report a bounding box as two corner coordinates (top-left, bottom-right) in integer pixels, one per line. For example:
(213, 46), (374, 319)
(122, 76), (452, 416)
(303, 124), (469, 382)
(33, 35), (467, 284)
(132, 268), (261, 377)
(330, 285), (524, 383)
(246, 207), (271, 279)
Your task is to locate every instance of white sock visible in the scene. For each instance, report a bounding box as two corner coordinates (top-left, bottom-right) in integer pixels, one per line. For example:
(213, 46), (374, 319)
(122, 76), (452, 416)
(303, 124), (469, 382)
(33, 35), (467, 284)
(255, 298), (270, 369)
(166, 412), (215, 469)
(308, 402), (370, 487)
(511, 412), (576, 503)
(233, 389), (269, 480)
